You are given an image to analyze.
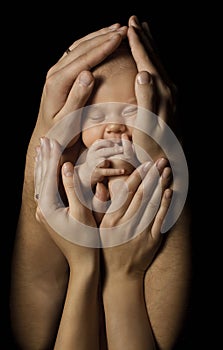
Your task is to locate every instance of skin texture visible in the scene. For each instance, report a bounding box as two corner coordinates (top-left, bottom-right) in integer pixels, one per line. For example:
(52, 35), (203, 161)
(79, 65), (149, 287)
(11, 23), (129, 350)
(35, 137), (172, 349)
(10, 15), (191, 350)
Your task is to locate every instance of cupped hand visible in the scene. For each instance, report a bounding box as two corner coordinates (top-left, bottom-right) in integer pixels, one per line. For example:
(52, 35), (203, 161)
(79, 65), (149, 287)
(27, 24), (127, 205)
(126, 15), (189, 232)
(98, 157), (172, 276)
(35, 137), (100, 267)
(126, 15), (177, 164)
(128, 15), (176, 121)
(35, 25), (128, 142)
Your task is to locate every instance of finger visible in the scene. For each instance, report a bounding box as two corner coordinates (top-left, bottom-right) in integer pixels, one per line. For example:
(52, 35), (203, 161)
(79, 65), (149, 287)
(59, 26), (127, 66)
(127, 25), (157, 75)
(70, 23), (121, 47)
(45, 33), (125, 119)
(92, 182), (109, 211)
(135, 70), (155, 111)
(121, 134), (140, 168)
(122, 161), (160, 222)
(151, 188), (173, 238)
(156, 157), (169, 175)
(128, 17), (172, 85)
(57, 70), (95, 119)
(96, 146), (124, 160)
(128, 24), (172, 121)
(131, 165), (172, 235)
(38, 138), (63, 211)
(62, 162), (83, 215)
(49, 30), (125, 78)
(161, 166), (173, 192)
(34, 145), (42, 201)
(90, 139), (118, 150)
(59, 23), (122, 58)
(45, 71), (95, 149)
(121, 133), (133, 157)
(138, 175), (163, 232)
(47, 33), (125, 118)
(106, 161), (152, 219)
(128, 15), (151, 44)
(96, 159), (111, 168)
(94, 167), (125, 180)
(94, 182), (110, 202)
(92, 182), (109, 225)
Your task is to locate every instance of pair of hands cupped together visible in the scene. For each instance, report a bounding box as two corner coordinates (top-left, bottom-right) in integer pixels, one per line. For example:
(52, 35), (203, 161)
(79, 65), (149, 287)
(35, 136), (172, 276)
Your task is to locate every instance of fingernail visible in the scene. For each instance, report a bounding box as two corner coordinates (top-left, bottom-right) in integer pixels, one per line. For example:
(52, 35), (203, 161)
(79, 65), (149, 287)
(131, 15), (140, 27)
(156, 158), (167, 170)
(137, 71), (152, 85)
(162, 167), (171, 179)
(109, 23), (120, 30)
(63, 163), (73, 177)
(79, 71), (93, 86)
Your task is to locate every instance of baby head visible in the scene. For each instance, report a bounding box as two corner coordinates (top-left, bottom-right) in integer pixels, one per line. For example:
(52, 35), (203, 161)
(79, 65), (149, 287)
(81, 40), (139, 174)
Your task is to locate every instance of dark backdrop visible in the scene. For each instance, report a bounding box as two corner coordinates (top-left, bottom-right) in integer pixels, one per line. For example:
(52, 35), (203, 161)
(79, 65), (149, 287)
(3, 2), (204, 348)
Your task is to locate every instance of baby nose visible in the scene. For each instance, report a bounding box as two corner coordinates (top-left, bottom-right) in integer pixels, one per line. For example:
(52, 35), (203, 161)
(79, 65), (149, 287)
(106, 122), (126, 134)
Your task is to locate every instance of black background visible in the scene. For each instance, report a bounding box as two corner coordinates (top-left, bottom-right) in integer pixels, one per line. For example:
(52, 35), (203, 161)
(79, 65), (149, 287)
(3, 1), (209, 348)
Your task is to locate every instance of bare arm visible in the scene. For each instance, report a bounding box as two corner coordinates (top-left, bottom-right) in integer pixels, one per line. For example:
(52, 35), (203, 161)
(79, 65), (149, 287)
(100, 160), (172, 349)
(145, 203), (192, 350)
(11, 24), (127, 349)
(34, 139), (100, 349)
(127, 15), (192, 349)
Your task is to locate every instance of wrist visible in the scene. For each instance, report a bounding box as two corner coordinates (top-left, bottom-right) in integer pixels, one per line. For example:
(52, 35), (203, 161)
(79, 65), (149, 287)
(103, 270), (144, 295)
(69, 251), (100, 280)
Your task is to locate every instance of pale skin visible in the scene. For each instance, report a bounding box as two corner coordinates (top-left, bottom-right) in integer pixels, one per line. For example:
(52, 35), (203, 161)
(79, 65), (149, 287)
(35, 137), (101, 349)
(10, 15), (191, 350)
(34, 137), (172, 349)
(73, 92), (173, 350)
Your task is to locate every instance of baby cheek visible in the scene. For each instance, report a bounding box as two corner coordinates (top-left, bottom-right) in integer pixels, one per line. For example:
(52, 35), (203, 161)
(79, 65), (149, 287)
(82, 127), (103, 148)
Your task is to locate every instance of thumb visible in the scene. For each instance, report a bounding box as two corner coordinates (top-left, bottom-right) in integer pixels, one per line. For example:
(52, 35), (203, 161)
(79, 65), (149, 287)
(62, 162), (84, 215)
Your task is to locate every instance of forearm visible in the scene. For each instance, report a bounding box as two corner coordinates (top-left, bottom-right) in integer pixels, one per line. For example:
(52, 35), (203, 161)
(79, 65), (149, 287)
(103, 273), (156, 350)
(145, 204), (192, 350)
(54, 267), (100, 350)
(11, 197), (69, 349)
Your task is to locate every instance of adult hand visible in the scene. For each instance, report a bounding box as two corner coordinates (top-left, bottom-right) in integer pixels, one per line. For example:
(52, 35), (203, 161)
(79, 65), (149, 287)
(128, 15), (176, 121)
(29, 23), (127, 203)
(34, 24), (128, 146)
(126, 15), (177, 163)
(127, 16), (188, 231)
(99, 157), (172, 261)
(35, 137), (100, 262)
(99, 158), (172, 350)
(34, 137), (103, 349)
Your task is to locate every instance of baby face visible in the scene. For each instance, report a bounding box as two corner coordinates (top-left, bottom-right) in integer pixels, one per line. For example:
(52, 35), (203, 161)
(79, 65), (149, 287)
(81, 67), (138, 174)
(82, 68), (138, 148)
